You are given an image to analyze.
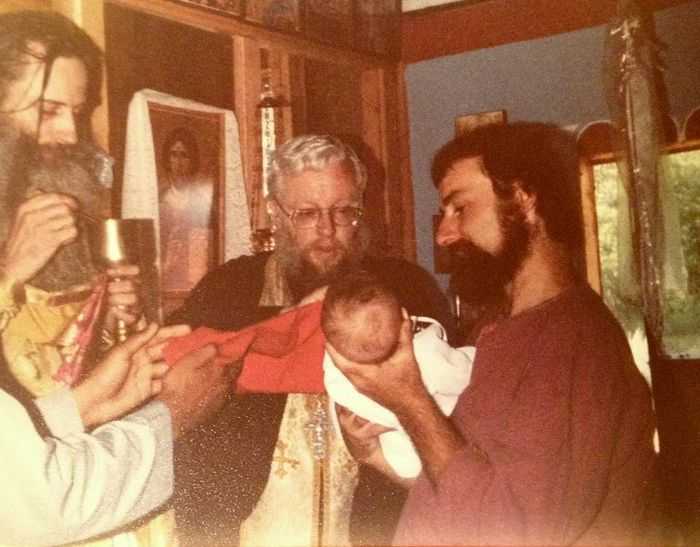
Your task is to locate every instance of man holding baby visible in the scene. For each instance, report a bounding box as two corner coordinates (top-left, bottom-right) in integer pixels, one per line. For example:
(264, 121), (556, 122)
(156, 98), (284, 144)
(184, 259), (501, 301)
(332, 122), (659, 546)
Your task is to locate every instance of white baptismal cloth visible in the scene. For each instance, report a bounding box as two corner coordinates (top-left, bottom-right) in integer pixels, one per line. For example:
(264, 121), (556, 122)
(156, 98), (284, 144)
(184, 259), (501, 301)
(324, 317), (474, 478)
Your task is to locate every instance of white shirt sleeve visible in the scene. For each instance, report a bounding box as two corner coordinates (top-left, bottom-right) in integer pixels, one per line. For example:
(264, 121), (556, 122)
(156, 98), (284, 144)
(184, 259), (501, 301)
(0, 387), (174, 546)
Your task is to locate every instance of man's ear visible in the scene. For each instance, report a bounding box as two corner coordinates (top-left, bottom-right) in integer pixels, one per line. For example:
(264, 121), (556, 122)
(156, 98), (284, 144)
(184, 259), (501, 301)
(513, 181), (537, 222)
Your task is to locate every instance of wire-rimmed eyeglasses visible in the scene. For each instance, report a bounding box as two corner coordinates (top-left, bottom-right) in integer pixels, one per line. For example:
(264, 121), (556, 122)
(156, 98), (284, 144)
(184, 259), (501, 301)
(273, 197), (363, 229)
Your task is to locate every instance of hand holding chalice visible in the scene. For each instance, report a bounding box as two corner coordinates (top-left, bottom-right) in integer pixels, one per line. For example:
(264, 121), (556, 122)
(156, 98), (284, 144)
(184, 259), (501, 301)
(90, 219), (155, 343)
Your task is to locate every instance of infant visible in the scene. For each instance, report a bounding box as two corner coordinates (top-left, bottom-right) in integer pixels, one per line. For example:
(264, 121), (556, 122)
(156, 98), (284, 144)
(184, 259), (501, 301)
(321, 269), (405, 365)
(321, 270), (475, 478)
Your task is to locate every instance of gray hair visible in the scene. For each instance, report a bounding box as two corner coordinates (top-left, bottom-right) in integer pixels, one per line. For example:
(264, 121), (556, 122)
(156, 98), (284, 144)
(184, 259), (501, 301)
(268, 134), (367, 199)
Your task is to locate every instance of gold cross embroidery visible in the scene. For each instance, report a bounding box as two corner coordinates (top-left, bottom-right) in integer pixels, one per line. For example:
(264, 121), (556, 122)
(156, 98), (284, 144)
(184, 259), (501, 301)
(304, 396), (329, 461)
(272, 439), (300, 478)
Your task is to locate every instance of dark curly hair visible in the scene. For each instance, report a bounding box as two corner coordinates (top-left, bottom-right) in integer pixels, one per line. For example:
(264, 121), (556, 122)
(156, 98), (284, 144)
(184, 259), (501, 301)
(432, 121), (583, 251)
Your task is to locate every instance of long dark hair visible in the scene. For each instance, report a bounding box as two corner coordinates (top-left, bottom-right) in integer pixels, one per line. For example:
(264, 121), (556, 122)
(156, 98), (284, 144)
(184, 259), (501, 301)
(0, 11), (103, 141)
(160, 126), (201, 176)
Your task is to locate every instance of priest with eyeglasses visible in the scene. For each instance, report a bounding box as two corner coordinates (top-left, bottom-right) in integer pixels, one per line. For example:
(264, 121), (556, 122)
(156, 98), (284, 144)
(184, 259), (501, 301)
(167, 133), (454, 547)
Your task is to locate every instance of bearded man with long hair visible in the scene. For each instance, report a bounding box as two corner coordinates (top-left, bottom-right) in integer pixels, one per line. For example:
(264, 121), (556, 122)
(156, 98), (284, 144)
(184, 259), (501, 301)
(331, 122), (659, 546)
(0, 11), (179, 547)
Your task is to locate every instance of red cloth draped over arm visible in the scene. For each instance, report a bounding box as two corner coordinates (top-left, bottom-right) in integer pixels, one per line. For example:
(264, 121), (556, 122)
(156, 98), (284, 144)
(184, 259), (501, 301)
(163, 302), (326, 393)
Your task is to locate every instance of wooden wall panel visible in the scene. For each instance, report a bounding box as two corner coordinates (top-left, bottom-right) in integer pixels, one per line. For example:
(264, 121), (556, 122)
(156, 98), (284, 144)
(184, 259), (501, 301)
(0, 1), (50, 13)
(359, 68), (393, 255)
(395, 62), (417, 261)
(303, 59), (363, 137)
(104, 0), (414, 260)
(104, 2), (233, 211)
(232, 36), (262, 225)
(579, 159), (603, 293)
(107, 0), (388, 70)
(402, 0), (692, 64)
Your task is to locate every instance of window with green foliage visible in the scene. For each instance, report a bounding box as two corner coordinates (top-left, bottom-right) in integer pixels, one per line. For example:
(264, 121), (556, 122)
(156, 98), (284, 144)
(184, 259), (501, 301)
(593, 147), (700, 360)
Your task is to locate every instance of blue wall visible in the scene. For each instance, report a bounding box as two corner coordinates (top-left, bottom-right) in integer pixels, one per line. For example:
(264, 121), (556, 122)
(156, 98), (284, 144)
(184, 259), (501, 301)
(405, 1), (700, 287)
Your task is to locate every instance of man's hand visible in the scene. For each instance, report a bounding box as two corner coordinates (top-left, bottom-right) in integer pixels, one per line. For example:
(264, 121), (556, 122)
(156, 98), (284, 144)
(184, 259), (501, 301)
(1, 193), (78, 284)
(156, 346), (240, 439)
(104, 264), (142, 331)
(327, 310), (426, 413)
(74, 323), (190, 427)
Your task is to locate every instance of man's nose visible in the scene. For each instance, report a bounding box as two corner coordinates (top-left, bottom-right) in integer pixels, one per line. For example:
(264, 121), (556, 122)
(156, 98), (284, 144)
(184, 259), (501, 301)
(435, 215), (460, 247)
(49, 111), (79, 146)
(315, 210), (336, 235)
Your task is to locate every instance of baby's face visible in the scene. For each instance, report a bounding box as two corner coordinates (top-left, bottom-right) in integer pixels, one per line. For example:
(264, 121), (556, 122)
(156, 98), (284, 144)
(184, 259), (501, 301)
(332, 301), (402, 364)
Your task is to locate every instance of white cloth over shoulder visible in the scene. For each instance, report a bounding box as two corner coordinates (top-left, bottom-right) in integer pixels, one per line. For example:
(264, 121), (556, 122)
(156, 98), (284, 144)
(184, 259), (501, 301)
(324, 317), (474, 478)
(0, 387), (173, 546)
(121, 89), (252, 268)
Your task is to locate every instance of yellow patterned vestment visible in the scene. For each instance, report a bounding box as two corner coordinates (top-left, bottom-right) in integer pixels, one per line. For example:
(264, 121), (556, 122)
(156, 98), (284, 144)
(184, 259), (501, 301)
(0, 273), (178, 547)
(238, 255), (359, 547)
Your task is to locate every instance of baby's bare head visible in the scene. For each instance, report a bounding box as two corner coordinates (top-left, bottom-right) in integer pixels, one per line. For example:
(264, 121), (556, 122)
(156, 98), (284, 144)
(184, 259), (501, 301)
(321, 270), (402, 365)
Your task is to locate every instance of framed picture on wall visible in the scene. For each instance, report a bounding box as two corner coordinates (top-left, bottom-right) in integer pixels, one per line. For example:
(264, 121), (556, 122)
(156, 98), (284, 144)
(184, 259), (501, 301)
(121, 90), (251, 318)
(455, 109), (507, 136)
(148, 103), (222, 297)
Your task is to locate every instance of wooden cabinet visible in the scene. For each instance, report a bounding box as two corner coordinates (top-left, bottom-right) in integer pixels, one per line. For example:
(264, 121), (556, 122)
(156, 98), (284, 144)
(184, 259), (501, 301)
(159, 0), (400, 58)
(105, 0), (414, 261)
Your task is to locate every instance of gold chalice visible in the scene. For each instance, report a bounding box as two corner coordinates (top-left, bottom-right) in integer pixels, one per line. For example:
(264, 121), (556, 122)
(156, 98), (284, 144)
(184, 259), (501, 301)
(90, 219), (157, 342)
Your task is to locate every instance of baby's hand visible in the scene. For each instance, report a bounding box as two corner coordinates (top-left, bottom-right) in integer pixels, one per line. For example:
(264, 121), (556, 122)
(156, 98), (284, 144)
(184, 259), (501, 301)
(336, 404), (413, 488)
(336, 404), (392, 462)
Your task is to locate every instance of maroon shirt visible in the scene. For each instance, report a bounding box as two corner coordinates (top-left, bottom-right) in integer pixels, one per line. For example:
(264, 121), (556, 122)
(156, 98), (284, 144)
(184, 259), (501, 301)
(394, 285), (657, 546)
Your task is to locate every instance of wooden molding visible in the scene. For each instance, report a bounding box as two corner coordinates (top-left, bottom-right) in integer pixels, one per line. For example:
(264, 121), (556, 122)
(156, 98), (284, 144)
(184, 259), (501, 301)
(394, 63), (418, 261)
(579, 158), (603, 294)
(401, 0), (691, 64)
(0, 0), (49, 12)
(231, 35), (261, 222)
(105, 0), (391, 69)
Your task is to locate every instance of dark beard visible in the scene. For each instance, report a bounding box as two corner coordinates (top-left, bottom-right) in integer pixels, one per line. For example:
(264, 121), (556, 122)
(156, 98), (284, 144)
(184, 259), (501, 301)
(0, 122), (102, 292)
(448, 200), (530, 308)
(274, 223), (370, 302)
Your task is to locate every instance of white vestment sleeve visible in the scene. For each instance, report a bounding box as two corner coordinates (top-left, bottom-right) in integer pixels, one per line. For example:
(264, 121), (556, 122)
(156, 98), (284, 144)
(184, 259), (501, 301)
(0, 388), (174, 546)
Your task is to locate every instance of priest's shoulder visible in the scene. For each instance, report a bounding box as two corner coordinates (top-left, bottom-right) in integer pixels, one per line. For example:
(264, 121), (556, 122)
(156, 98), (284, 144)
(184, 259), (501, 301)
(166, 252), (270, 326)
(203, 252), (270, 285)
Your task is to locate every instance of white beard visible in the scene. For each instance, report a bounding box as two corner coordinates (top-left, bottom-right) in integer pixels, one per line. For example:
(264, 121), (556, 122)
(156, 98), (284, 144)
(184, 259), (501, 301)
(273, 221), (371, 301)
